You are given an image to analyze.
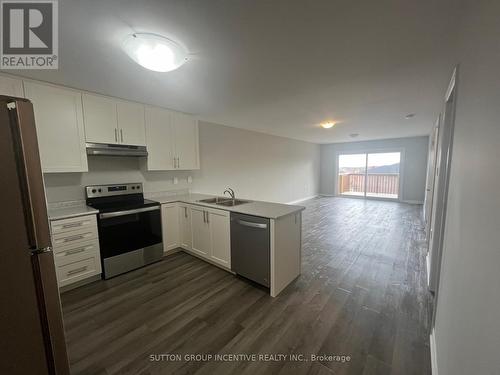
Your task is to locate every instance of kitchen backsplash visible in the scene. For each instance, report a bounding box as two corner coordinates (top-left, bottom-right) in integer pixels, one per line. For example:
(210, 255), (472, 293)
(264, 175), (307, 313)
(43, 156), (194, 203)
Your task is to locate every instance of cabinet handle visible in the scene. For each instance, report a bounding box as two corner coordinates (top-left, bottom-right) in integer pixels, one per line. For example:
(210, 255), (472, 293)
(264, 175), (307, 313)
(67, 266), (88, 275)
(61, 222), (83, 229)
(65, 246), (89, 256)
(120, 129), (124, 142)
(184, 207), (187, 218)
(206, 211), (209, 224)
(63, 234), (85, 243)
(177, 157), (180, 169)
(203, 211), (206, 223)
(114, 128), (118, 142)
(173, 157), (176, 168)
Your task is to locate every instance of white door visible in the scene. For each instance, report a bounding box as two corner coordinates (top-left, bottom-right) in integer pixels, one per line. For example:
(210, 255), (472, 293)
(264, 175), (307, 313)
(161, 203), (179, 252)
(145, 106), (175, 170)
(82, 93), (119, 144)
(179, 204), (192, 250)
(429, 68), (458, 315)
(191, 207), (210, 258)
(0, 75), (24, 97)
(24, 82), (88, 173)
(208, 210), (231, 268)
(116, 101), (146, 146)
(172, 112), (199, 170)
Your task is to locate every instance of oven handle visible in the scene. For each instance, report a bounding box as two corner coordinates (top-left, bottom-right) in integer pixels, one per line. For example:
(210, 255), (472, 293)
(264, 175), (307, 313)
(99, 206), (160, 219)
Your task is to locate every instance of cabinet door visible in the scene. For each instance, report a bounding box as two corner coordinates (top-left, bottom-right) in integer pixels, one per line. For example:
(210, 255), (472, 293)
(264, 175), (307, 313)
(179, 204), (192, 250)
(191, 207), (210, 258)
(172, 112), (199, 170)
(117, 101), (146, 146)
(0, 75), (24, 97)
(24, 82), (88, 173)
(82, 93), (119, 144)
(145, 106), (175, 170)
(161, 203), (179, 253)
(208, 210), (231, 268)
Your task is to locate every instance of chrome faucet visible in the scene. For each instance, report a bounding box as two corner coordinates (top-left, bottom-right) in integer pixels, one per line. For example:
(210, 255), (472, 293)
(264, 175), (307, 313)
(223, 187), (235, 199)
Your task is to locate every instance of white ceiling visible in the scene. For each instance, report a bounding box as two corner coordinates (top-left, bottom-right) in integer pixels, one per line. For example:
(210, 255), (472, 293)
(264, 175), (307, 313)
(13, 0), (460, 144)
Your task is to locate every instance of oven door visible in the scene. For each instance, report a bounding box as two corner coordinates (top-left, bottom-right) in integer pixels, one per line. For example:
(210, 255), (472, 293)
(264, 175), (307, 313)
(98, 206), (162, 259)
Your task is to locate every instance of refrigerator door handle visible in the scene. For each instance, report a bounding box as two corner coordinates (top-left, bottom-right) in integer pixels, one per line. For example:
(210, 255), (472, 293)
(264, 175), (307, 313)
(31, 246), (53, 255)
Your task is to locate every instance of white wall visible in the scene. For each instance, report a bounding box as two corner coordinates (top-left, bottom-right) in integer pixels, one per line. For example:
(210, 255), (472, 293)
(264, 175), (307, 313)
(191, 121), (320, 203)
(319, 136), (429, 203)
(43, 121), (320, 204)
(433, 1), (500, 374)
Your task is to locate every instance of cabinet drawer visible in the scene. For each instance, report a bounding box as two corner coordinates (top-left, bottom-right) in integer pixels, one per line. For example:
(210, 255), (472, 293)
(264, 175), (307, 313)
(53, 239), (100, 265)
(52, 226), (98, 248)
(56, 256), (100, 287)
(51, 215), (97, 235)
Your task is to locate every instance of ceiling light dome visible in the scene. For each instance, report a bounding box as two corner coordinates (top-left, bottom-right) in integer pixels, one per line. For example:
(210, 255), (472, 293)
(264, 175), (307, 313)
(321, 121), (336, 129)
(122, 33), (188, 72)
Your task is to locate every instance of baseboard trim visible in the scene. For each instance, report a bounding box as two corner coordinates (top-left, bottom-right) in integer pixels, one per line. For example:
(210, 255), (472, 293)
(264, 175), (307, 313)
(401, 200), (424, 204)
(319, 194), (336, 197)
(287, 195), (318, 204)
(430, 328), (438, 375)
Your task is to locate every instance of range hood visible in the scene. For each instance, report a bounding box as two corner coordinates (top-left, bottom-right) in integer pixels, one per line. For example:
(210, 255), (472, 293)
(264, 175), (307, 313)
(86, 143), (148, 157)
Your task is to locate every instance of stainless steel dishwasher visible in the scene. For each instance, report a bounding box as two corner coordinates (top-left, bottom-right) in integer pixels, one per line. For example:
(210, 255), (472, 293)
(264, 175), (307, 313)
(230, 212), (270, 287)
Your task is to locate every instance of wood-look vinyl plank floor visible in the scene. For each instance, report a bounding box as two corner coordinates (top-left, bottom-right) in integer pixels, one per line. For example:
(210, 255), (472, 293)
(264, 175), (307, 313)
(61, 197), (432, 375)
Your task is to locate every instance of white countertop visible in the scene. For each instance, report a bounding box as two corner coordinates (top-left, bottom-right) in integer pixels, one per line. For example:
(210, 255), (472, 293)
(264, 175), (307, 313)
(48, 205), (99, 221)
(151, 193), (305, 219)
(47, 193), (304, 220)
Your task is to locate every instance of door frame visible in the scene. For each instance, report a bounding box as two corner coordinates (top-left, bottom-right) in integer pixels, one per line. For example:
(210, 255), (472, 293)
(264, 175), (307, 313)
(334, 147), (405, 201)
(428, 67), (458, 326)
(424, 115), (441, 235)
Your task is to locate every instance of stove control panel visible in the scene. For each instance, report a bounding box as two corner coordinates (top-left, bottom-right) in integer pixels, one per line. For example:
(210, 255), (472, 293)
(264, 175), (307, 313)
(86, 183), (143, 198)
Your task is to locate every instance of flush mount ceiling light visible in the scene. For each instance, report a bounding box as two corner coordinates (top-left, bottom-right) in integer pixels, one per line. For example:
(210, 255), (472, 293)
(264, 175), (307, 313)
(320, 121), (336, 129)
(122, 33), (188, 72)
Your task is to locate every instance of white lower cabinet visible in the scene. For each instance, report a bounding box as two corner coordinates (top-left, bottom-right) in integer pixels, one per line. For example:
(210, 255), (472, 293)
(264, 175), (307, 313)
(162, 203), (231, 269)
(50, 214), (101, 288)
(178, 203), (192, 250)
(191, 206), (211, 258)
(188, 205), (231, 269)
(161, 203), (179, 253)
(207, 209), (231, 268)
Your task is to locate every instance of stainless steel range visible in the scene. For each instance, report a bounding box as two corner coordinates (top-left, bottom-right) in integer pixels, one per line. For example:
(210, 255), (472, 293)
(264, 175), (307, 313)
(86, 183), (163, 279)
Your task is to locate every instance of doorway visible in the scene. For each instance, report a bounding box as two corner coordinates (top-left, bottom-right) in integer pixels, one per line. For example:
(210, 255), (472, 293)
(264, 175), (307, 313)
(337, 151), (401, 200)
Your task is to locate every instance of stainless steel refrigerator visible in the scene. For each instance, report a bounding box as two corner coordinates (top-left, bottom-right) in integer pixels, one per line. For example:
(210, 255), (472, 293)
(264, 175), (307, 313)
(0, 96), (70, 375)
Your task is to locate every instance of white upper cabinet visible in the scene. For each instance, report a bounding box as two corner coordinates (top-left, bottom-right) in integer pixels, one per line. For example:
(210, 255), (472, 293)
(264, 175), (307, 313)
(145, 106), (199, 171)
(0, 75), (24, 97)
(82, 93), (118, 144)
(116, 101), (146, 146)
(144, 106), (175, 170)
(24, 81), (88, 173)
(82, 93), (146, 146)
(172, 112), (199, 170)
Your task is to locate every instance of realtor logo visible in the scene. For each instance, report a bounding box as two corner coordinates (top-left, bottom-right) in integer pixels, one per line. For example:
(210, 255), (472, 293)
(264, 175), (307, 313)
(1, 0), (58, 69)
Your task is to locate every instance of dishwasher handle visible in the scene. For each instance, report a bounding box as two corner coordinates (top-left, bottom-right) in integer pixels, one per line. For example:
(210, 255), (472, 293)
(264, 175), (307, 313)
(234, 219), (268, 229)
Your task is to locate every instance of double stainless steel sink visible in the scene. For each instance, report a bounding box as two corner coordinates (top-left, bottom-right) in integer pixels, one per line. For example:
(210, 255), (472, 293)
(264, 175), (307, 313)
(198, 197), (251, 207)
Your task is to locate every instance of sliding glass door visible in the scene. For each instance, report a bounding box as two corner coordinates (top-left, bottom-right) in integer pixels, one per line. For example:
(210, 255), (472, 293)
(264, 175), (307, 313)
(338, 152), (401, 200)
